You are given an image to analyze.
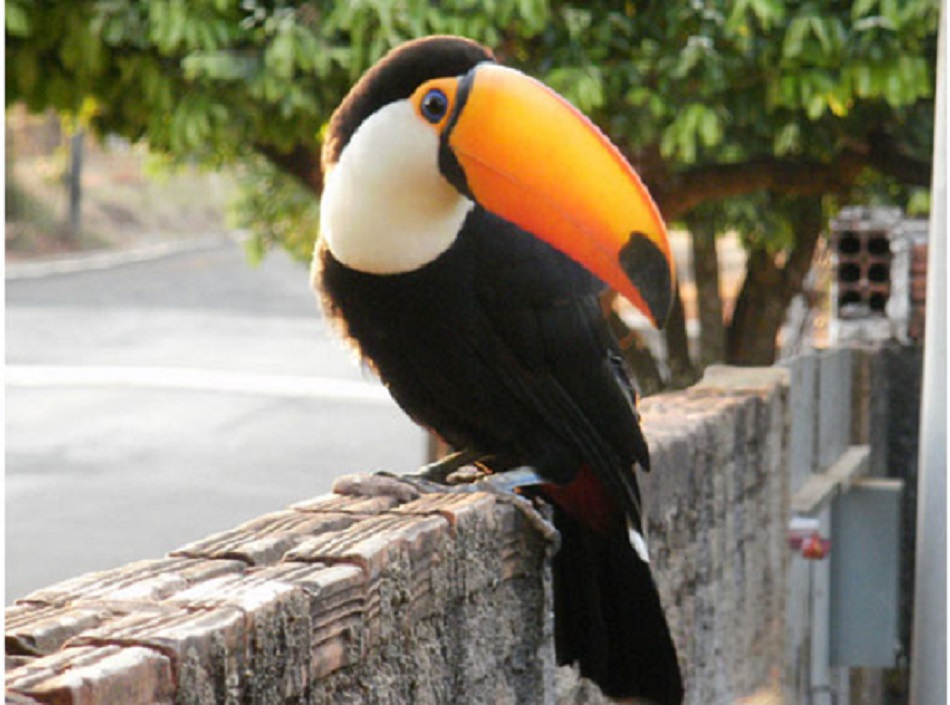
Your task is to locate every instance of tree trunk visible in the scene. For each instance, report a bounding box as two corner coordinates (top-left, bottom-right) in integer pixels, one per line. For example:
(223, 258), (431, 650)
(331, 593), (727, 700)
(725, 250), (786, 365)
(603, 294), (665, 397)
(256, 142), (323, 196)
(621, 329), (666, 397)
(687, 214), (726, 367)
(726, 197), (824, 365)
(664, 286), (699, 389)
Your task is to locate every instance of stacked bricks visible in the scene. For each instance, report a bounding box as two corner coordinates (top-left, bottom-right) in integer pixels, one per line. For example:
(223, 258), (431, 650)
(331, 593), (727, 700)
(5, 366), (790, 705)
(830, 207), (902, 319)
(828, 206), (930, 346)
(909, 237), (928, 341)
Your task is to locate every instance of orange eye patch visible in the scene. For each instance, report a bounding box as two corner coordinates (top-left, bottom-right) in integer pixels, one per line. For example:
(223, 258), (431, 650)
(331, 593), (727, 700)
(411, 78), (459, 130)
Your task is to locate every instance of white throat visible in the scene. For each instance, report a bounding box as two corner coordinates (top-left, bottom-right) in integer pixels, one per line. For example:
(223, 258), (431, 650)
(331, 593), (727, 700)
(319, 100), (474, 274)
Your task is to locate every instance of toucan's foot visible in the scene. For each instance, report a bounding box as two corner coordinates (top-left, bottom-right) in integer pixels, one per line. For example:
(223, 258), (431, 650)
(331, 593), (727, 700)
(415, 450), (495, 483)
(444, 463), (494, 485)
(332, 465), (477, 503)
(478, 467), (560, 546)
(332, 466), (558, 545)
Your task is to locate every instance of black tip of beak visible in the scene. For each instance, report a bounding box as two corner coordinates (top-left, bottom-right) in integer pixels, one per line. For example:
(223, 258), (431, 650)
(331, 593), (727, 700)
(619, 233), (674, 328)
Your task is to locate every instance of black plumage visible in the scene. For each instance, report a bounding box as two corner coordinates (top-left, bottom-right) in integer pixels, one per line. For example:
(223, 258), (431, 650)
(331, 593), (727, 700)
(319, 207), (644, 492)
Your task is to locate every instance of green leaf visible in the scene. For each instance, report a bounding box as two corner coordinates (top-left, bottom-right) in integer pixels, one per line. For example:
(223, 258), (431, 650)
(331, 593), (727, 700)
(851, 63), (873, 97)
(774, 122), (801, 155)
(697, 107), (723, 147)
(880, 0), (900, 27)
(729, 0), (785, 30)
(5, 2), (31, 37)
(806, 92), (827, 119)
(852, 0), (878, 19)
(783, 17), (809, 59)
(661, 104), (723, 163)
(808, 17), (832, 54)
(11, 47), (39, 100)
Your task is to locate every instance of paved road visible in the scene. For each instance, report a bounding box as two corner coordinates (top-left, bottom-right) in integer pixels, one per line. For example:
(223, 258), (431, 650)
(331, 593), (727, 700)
(6, 240), (425, 602)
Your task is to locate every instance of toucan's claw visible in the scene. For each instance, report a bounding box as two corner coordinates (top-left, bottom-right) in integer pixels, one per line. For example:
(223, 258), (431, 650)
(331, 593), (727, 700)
(415, 449), (494, 483)
(444, 463), (492, 485)
(481, 482), (559, 546)
(479, 467), (559, 546)
(332, 466), (559, 546)
(418, 463), (559, 546)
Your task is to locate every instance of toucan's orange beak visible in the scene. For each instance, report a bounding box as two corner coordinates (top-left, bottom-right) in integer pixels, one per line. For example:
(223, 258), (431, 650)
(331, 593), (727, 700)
(441, 63), (674, 327)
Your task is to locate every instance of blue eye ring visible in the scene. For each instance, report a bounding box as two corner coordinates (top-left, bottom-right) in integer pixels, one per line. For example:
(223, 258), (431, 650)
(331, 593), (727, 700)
(420, 89), (449, 123)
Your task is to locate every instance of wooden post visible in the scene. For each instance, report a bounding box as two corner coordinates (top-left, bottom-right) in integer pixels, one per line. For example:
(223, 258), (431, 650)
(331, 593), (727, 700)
(66, 129), (83, 241)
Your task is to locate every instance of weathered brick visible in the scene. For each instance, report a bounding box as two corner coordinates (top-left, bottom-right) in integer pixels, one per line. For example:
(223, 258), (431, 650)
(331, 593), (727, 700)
(18, 557), (245, 608)
(168, 571), (312, 702)
(5, 645), (174, 705)
(68, 609), (246, 704)
(252, 563), (365, 679)
(172, 510), (359, 566)
(6, 604), (113, 657)
(286, 513), (448, 583)
(392, 491), (496, 528)
(291, 491), (403, 515)
(285, 512), (451, 655)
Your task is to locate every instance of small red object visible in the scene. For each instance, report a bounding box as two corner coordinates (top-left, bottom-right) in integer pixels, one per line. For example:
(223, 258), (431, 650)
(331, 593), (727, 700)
(801, 531), (832, 560)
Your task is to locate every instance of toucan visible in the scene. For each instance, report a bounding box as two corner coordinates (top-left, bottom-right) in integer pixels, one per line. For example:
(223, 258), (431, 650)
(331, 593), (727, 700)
(312, 36), (683, 704)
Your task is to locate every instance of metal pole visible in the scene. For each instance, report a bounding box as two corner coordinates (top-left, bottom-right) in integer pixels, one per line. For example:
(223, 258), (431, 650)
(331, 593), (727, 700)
(67, 129), (83, 241)
(909, 5), (947, 704)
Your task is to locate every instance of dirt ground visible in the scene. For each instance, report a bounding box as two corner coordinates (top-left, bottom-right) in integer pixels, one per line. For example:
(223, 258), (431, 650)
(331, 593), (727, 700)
(6, 108), (236, 261)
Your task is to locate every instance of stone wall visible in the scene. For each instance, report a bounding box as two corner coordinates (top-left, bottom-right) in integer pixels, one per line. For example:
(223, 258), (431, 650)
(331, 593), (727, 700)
(7, 492), (554, 705)
(6, 366), (791, 705)
(641, 366), (790, 705)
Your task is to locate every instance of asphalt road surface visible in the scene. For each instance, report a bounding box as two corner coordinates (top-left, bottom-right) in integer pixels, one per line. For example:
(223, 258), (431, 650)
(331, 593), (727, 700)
(6, 239), (425, 602)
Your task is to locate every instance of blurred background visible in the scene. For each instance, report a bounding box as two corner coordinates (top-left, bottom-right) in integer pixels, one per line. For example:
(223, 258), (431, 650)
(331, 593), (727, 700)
(5, 111), (426, 600)
(5, 1), (938, 606)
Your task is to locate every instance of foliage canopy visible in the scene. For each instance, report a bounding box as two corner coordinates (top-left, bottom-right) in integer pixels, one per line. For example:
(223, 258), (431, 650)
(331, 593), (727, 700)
(6, 0), (939, 368)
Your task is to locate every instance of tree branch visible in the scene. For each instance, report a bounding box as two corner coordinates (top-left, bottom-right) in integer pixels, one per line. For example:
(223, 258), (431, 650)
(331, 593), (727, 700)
(865, 129), (933, 187)
(652, 140), (931, 221)
(653, 151), (865, 220)
(253, 131), (931, 220)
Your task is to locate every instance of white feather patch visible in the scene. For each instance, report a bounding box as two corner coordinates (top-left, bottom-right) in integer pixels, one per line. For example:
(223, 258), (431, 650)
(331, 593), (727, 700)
(320, 99), (473, 275)
(627, 520), (651, 564)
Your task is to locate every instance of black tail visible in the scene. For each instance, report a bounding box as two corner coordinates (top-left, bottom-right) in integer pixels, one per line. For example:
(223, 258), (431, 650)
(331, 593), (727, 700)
(551, 505), (684, 704)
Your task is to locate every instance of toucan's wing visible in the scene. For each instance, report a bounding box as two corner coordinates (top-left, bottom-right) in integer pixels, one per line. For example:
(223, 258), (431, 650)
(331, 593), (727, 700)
(466, 208), (649, 524)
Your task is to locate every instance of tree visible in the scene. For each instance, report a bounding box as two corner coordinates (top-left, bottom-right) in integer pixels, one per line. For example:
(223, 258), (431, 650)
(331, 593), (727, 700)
(522, 0), (936, 377)
(6, 0), (938, 381)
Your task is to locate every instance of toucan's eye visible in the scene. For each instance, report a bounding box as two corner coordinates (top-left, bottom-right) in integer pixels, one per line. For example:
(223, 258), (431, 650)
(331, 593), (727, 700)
(420, 89), (449, 123)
